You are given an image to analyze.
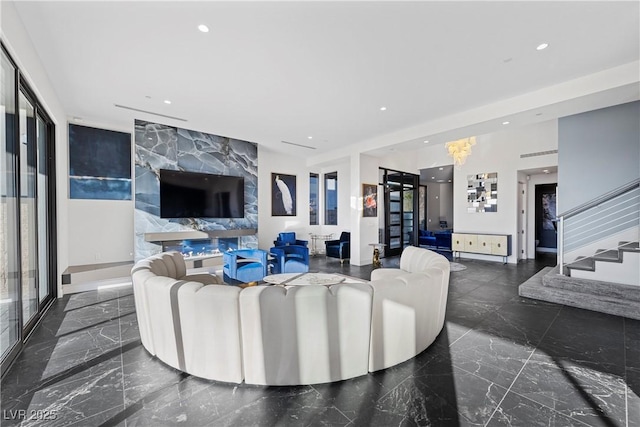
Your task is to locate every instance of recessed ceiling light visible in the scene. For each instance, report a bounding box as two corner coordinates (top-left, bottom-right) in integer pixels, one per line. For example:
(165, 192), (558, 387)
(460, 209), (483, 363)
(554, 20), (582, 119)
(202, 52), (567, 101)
(502, 121), (510, 125)
(431, 176), (435, 179)
(448, 180), (452, 183)
(536, 112), (543, 116)
(198, 24), (209, 33)
(423, 140), (430, 144)
(72, 116), (83, 122)
(307, 136), (313, 139)
(145, 95), (152, 99)
(503, 57), (513, 63)
(380, 107), (387, 111)
(536, 43), (549, 51)
(164, 100), (172, 104)
(439, 167), (444, 171)
(543, 169), (550, 173)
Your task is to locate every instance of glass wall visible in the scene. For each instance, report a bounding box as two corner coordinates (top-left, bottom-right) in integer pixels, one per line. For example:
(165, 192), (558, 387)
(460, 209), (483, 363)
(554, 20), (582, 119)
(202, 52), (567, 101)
(1, 44), (56, 376)
(0, 47), (20, 362)
(19, 92), (38, 324)
(324, 172), (337, 225)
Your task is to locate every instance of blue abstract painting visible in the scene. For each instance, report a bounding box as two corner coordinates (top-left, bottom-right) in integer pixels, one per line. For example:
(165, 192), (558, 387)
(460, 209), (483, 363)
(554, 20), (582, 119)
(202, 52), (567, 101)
(69, 124), (132, 200)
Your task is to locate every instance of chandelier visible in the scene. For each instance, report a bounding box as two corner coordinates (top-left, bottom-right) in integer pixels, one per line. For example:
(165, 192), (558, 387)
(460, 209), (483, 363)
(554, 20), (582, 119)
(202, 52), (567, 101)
(445, 136), (476, 166)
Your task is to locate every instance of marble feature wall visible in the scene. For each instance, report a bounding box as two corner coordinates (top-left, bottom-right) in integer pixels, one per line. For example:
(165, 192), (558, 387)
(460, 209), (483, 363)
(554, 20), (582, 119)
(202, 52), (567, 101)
(134, 120), (258, 260)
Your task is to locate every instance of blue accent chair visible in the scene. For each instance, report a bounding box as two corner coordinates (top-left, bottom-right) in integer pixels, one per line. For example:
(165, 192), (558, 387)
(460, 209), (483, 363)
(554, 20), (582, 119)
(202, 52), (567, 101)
(434, 231), (452, 251)
(274, 232), (308, 247)
(223, 249), (268, 284)
(269, 245), (309, 274)
(325, 232), (350, 264)
(418, 229), (436, 247)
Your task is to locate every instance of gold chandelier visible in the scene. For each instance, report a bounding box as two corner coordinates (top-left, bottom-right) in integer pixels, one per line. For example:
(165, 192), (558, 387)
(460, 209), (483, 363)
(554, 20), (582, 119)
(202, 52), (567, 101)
(446, 136), (476, 166)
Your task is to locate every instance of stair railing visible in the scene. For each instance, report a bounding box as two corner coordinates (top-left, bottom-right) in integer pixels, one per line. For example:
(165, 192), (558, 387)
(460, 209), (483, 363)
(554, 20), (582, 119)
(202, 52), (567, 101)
(557, 178), (640, 275)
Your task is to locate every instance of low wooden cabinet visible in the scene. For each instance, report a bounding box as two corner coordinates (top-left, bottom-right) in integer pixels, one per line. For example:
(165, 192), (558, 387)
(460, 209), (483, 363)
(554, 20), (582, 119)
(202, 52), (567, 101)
(452, 233), (511, 263)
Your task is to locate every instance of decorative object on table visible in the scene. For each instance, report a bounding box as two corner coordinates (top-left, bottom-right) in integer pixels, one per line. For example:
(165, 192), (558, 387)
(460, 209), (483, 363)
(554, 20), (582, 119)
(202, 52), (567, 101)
(69, 123), (131, 200)
(325, 231), (351, 264)
(445, 136), (476, 166)
(467, 172), (498, 213)
(272, 173), (296, 216)
(362, 183), (378, 217)
(269, 245), (309, 274)
(223, 249), (268, 284)
(369, 243), (386, 268)
(273, 231), (308, 247)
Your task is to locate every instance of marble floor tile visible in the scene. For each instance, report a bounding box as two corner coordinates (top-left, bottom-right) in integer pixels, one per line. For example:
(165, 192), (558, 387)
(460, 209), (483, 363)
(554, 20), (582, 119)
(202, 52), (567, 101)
(508, 350), (628, 426)
(3, 255), (637, 426)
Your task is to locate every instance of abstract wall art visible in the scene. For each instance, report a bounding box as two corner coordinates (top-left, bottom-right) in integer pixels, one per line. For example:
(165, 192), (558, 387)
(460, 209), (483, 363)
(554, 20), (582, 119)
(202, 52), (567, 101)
(272, 173), (296, 216)
(69, 124), (132, 200)
(363, 183), (377, 217)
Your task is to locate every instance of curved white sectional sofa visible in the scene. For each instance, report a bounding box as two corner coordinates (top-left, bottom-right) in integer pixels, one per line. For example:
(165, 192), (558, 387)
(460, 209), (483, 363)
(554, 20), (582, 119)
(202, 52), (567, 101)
(132, 247), (450, 385)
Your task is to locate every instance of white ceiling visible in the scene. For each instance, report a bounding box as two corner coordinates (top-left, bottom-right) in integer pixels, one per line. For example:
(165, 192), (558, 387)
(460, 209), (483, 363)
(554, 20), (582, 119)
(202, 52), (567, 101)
(10, 1), (640, 161)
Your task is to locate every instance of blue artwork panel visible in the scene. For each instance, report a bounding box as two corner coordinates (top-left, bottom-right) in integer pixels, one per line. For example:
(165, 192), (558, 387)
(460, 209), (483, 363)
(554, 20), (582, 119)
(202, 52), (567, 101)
(70, 178), (132, 200)
(69, 124), (131, 200)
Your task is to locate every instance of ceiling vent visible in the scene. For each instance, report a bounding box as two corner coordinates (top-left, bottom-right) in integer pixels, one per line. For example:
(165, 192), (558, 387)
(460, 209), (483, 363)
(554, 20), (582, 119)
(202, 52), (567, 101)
(114, 104), (188, 122)
(281, 140), (316, 150)
(520, 149), (558, 158)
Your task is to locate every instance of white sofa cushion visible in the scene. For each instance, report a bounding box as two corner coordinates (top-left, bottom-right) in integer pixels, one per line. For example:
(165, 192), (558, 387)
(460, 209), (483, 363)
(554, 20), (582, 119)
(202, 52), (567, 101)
(239, 283), (373, 385)
(368, 246), (450, 372)
(178, 282), (243, 383)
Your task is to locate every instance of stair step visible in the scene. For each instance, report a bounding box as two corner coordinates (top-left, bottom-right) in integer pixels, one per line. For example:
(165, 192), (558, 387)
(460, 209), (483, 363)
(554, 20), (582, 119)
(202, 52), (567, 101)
(566, 256), (594, 272)
(542, 265), (640, 302)
(619, 241), (640, 252)
(592, 249), (621, 263)
(520, 266), (640, 320)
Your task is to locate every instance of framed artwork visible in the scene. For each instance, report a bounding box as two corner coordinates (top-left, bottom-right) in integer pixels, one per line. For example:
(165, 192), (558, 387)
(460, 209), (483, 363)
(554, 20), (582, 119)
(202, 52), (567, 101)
(272, 173), (297, 216)
(363, 183), (377, 217)
(69, 124), (132, 200)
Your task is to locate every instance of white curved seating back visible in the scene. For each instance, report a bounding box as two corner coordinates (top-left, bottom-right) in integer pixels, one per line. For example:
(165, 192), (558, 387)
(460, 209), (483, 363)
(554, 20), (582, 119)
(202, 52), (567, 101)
(369, 247), (450, 371)
(178, 282), (243, 383)
(239, 283), (373, 385)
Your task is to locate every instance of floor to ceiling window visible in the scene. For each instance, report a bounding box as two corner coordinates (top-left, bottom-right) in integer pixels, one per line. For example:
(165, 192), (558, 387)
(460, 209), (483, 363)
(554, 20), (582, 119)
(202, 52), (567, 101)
(1, 44), (56, 377)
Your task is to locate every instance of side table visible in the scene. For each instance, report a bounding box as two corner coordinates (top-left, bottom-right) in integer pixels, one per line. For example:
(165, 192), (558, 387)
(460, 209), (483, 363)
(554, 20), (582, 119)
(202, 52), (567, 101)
(309, 233), (333, 256)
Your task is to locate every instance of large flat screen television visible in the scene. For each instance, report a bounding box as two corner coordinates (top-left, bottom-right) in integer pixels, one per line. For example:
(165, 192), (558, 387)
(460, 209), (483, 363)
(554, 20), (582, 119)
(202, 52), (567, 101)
(159, 169), (245, 218)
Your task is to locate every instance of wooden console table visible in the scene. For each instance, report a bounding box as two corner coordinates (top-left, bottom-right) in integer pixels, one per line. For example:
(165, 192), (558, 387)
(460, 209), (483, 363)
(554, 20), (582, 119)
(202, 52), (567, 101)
(452, 232), (512, 264)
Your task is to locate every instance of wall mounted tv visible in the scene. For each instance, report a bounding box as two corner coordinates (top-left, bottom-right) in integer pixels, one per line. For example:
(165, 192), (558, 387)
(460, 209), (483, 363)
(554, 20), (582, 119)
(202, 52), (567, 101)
(159, 169), (245, 218)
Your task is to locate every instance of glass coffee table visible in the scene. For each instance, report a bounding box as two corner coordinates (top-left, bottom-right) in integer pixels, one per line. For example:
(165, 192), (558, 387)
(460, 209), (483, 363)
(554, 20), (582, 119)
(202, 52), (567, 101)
(262, 272), (365, 286)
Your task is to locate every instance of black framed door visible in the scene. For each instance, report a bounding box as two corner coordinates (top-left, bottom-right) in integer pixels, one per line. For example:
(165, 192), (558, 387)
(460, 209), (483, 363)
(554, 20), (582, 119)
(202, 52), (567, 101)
(381, 169), (418, 257)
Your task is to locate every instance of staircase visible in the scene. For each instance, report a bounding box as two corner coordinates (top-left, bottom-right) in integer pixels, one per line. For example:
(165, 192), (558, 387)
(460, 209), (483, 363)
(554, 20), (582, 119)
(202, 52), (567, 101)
(519, 179), (639, 320)
(565, 241), (639, 286)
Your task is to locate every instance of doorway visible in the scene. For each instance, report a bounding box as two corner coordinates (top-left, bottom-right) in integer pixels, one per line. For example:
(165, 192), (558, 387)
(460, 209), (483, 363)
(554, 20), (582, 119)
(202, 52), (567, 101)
(535, 183), (558, 254)
(380, 168), (418, 257)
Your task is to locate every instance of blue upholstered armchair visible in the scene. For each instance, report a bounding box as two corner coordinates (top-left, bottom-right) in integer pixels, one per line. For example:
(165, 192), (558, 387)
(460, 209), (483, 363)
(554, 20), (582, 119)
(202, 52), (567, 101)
(223, 249), (268, 284)
(325, 232), (350, 264)
(273, 232), (308, 247)
(269, 245), (309, 274)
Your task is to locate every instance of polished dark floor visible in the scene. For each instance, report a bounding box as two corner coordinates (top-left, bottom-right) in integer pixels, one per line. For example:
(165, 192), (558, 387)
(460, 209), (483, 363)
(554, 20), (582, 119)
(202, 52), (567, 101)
(2, 253), (638, 426)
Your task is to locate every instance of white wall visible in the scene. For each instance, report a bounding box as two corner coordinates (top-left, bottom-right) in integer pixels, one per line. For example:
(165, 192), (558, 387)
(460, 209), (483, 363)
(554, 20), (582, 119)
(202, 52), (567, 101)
(2, 1), (68, 295)
(257, 147), (352, 252)
(415, 120), (558, 263)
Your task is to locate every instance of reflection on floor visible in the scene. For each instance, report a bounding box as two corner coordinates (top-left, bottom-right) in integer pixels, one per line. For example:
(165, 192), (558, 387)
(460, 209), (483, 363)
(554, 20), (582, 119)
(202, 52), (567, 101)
(1, 253), (638, 426)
